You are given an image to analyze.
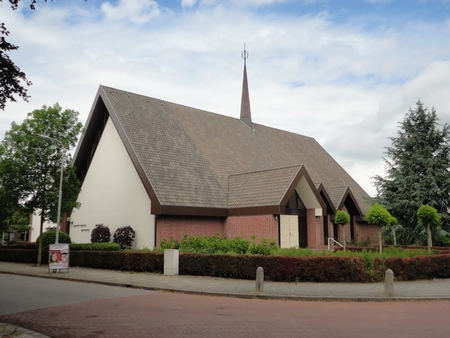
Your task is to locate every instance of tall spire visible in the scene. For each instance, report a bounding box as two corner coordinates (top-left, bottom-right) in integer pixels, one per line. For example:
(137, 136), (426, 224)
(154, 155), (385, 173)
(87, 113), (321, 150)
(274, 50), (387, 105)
(240, 44), (252, 128)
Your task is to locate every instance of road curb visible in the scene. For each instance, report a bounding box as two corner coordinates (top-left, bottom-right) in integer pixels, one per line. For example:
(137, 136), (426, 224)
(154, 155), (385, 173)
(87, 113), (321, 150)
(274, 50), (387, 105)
(2, 269), (450, 302)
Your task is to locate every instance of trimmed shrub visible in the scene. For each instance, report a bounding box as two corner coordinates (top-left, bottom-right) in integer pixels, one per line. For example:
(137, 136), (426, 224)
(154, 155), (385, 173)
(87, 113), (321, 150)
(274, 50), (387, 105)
(90, 224), (111, 243)
(113, 226), (135, 249)
(70, 242), (121, 251)
(35, 230), (71, 248)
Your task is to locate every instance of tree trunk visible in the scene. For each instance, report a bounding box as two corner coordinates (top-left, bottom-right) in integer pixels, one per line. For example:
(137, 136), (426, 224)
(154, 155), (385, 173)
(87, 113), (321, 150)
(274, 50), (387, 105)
(36, 216), (44, 266)
(392, 227), (397, 246)
(342, 225), (346, 251)
(379, 228), (383, 253)
(427, 224), (432, 253)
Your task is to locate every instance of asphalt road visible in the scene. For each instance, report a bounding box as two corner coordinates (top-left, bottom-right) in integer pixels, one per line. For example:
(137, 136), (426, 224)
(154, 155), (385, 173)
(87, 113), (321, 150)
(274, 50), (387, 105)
(0, 273), (154, 315)
(1, 274), (450, 337)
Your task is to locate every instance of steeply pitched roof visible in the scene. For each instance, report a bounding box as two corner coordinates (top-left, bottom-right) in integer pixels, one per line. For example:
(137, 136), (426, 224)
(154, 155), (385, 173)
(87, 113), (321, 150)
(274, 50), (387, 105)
(326, 185), (364, 216)
(326, 186), (349, 210)
(228, 165), (302, 209)
(74, 85), (370, 216)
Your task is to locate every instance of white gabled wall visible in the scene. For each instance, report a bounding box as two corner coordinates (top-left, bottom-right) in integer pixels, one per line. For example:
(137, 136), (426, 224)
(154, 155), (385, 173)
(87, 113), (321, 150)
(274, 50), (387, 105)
(70, 117), (155, 249)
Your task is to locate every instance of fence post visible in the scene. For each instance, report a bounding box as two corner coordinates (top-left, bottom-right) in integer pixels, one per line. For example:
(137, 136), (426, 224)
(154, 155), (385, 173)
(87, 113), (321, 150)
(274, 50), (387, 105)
(384, 269), (394, 297)
(255, 267), (264, 292)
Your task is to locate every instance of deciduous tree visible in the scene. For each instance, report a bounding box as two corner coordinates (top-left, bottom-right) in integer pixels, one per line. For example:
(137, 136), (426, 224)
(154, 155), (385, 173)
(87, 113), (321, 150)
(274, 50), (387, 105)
(365, 203), (391, 253)
(334, 210), (350, 251)
(417, 205), (441, 253)
(0, 103), (83, 264)
(0, 23), (31, 110)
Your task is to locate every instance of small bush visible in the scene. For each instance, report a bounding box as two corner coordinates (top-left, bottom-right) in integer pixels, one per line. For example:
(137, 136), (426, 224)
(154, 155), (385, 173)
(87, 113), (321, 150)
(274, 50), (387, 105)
(70, 242), (121, 251)
(113, 225), (135, 249)
(35, 230), (71, 248)
(91, 224), (111, 243)
(229, 237), (249, 255)
(248, 236), (278, 255)
(160, 238), (180, 249)
(159, 234), (278, 255)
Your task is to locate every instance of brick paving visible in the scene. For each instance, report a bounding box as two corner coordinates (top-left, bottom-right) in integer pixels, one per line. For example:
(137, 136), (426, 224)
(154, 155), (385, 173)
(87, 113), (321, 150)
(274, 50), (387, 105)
(1, 292), (450, 338)
(1, 261), (450, 337)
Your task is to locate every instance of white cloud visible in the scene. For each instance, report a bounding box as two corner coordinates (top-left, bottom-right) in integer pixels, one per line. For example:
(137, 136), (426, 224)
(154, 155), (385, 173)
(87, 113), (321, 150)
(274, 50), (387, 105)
(181, 0), (198, 9)
(1, 2), (449, 197)
(101, 0), (162, 24)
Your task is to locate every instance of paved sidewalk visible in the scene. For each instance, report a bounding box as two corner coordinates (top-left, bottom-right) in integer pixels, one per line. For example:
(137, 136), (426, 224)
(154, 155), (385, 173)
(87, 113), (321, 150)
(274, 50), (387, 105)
(2, 261), (450, 301)
(1, 261), (450, 337)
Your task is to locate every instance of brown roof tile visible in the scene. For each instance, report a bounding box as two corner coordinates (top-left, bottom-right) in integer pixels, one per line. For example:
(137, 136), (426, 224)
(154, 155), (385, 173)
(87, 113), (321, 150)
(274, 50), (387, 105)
(228, 165), (303, 208)
(75, 85), (371, 215)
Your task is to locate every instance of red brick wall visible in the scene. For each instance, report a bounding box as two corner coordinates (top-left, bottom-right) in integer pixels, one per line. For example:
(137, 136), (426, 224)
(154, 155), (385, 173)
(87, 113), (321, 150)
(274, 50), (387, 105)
(307, 209), (325, 249)
(332, 220), (350, 247)
(327, 218), (334, 246)
(156, 216), (225, 247)
(354, 222), (379, 245)
(157, 213), (374, 249)
(224, 215), (278, 243)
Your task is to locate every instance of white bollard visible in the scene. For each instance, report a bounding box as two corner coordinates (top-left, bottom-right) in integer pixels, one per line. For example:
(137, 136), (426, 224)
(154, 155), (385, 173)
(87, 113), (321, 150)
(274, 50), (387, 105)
(255, 267), (264, 292)
(384, 269), (394, 297)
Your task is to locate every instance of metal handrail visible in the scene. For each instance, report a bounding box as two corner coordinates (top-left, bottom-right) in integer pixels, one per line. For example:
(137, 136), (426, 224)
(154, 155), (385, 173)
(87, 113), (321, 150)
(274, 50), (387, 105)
(328, 237), (343, 251)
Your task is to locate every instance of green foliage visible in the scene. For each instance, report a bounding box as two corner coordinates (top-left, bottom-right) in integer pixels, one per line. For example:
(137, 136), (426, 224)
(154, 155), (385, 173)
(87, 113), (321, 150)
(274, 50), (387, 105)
(11, 224), (30, 234)
(9, 207), (31, 234)
(365, 203), (391, 227)
(248, 236), (278, 255)
(273, 248), (317, 257)
(113, 225), (135, 249)
(273, 246), (431, 259)
(334, 210), (350, 226)
(160, 238), (181, 250)
(373, 101), (450, 243)
(389, 216), (398, 227)
(0, 103), (83, 224)
(417, 204), (442, 252)
(0, 22), (31, 111)
(159, 234), (278, 255)
(90, 224), (111, 243)
(2, 245), (449, 282)
(417, 205), (442, 229)
(70, 242), (121, 251)
(229, 236), (250, 255)
(35, 230), (71, 248)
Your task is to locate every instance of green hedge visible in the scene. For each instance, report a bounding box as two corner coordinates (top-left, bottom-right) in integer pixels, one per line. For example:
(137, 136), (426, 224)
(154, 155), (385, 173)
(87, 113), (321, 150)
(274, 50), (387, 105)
(1, 249), (449, 282)
(0, 249), (39, 264)
(70, 243), (121, 251)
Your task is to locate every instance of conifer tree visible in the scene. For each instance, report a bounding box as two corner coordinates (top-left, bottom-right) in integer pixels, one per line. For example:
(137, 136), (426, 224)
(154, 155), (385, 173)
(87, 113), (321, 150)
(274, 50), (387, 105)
(373, 101), (450, 244)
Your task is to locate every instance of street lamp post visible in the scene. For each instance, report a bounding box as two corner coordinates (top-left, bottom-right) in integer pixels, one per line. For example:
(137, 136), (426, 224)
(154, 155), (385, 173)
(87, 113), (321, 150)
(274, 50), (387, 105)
(36, 134), (64, 244)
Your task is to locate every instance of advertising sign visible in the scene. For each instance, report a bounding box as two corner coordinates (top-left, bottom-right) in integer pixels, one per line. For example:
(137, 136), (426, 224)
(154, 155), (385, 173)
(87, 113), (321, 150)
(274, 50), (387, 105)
(49, 243), (69, 271)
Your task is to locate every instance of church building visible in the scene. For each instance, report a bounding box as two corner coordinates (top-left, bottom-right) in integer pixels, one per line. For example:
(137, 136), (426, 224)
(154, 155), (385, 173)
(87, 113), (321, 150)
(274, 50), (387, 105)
(68, 48), (378, 250)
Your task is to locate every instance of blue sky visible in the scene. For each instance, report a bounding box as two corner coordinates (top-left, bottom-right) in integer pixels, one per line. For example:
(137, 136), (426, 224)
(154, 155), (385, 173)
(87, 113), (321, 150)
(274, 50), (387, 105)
(1, 0), (450, 196)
